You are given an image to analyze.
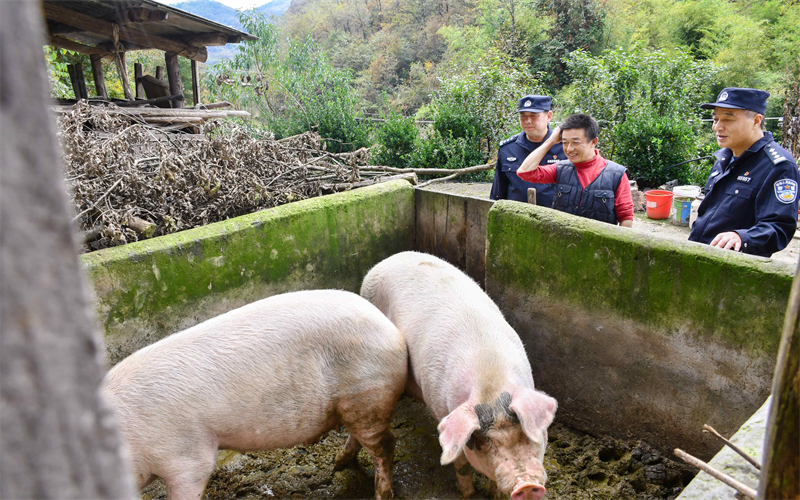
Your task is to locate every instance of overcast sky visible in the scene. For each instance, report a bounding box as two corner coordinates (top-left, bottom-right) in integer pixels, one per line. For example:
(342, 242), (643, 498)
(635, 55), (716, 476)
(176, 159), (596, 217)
(159, 0), (266, 10)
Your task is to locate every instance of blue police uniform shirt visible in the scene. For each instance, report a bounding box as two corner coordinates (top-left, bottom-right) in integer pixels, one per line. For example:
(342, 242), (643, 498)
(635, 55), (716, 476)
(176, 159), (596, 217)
(490, 128), (566, 206)
(689, 132), (799, 257)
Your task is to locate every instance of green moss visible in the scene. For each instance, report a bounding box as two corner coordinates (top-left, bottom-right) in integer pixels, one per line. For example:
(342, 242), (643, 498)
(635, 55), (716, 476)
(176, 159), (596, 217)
(486, 201), (793, 356)
(83, 181), (415, 358)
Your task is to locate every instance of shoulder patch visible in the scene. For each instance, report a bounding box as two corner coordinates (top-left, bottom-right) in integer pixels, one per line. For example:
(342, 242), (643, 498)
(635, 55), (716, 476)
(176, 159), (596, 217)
(774, 179), (798, 204)
(766, 143), (790, 165)
(499, 135), (517, 147)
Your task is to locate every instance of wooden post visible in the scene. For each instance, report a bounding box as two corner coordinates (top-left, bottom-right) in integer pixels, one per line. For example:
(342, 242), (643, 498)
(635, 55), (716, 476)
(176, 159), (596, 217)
(156, 65), (165, 81)
(90, 54), (107, 98)
(1, 0), (137, 495)
(758, 256), (800, 499)
(527, 187), (537, 205)
(165, 51), (184, 109)
(74, 62), (88, 99)
(114, 50), (134, 101)
(134, 62), (144, 99)
(66, 63), (81, 99)
(191, 59), (199, 106)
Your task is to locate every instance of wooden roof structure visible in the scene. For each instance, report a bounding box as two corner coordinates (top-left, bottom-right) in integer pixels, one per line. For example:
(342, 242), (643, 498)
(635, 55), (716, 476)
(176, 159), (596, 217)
(43, 0), (256, 109)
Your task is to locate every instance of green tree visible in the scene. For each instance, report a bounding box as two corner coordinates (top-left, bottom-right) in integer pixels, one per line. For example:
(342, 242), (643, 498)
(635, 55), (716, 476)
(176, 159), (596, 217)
(206, 11), (368, 150)
(528, 0), (606, 90)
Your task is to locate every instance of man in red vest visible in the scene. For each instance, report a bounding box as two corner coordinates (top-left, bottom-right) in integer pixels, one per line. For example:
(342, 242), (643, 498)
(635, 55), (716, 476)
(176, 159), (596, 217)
(517, 113), (634, 226)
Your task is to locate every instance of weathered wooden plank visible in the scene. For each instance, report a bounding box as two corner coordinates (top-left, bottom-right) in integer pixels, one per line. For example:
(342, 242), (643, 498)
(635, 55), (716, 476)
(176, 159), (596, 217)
(443, 195), (467, 270)
(465, 197), (493, 287)
(90, 54), (107, 98)
(758, 256), (800, 499)
(191, 59), (199, 106)
(134, 63), (144, 99)
(1, 0), (136, 494)
(165, 51), (184, 109)
(42, 2), (208, 62)
(415, 189), (436, 255)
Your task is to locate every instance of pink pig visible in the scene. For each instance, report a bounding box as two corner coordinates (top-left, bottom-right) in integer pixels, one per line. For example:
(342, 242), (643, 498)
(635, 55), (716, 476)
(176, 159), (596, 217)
(361, 251), (557, 500)
(102, 290), (407, 500)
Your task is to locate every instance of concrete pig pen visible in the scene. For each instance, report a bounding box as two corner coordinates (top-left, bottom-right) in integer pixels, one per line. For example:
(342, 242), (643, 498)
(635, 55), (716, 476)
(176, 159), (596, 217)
(82, 180), (792, 499)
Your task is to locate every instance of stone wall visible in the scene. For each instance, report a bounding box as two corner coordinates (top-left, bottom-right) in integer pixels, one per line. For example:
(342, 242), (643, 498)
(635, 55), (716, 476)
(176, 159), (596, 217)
(83, 180), (415, 365)
(485, 200), (793, 459)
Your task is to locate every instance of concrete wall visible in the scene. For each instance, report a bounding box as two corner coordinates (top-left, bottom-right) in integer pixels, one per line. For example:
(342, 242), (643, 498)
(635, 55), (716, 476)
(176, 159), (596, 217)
(415, 188), (493, 286)
(83, 180), (415, 365)
(485, 200), (793, 459)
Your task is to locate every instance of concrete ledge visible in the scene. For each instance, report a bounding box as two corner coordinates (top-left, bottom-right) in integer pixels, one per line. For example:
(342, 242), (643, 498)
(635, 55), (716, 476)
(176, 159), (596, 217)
(677, 397), (768, 500)
(83, 180), (415, 365)
(485, 201), (793, 459)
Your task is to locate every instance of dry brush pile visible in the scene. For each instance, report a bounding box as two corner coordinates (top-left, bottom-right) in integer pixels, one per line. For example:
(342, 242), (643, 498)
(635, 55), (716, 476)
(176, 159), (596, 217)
(58, 102), (394, 251)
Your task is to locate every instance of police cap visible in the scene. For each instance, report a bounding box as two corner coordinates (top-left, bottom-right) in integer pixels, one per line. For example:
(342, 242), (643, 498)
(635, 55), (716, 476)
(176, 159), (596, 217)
(700, 87), (769, 115)
(518, 95), (551, 113)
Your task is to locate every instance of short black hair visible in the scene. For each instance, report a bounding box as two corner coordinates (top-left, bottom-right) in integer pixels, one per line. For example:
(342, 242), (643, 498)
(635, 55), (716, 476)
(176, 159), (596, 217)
(560, 113), (599, 141)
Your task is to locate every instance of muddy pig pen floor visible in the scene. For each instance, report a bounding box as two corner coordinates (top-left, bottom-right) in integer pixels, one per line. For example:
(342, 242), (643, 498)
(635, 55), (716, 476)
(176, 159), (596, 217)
(141, 396), (695, 499)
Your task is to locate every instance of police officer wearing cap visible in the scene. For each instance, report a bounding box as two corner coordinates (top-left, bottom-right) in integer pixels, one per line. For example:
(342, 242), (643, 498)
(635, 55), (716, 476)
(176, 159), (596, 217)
(490, 95), (567, 206)
(689, 87), (799, 257)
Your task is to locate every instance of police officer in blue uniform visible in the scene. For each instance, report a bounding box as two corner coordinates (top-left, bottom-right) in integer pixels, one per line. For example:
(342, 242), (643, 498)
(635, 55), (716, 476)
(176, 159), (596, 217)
(490, 95), (567, 206)
(689, 87), (799, 257)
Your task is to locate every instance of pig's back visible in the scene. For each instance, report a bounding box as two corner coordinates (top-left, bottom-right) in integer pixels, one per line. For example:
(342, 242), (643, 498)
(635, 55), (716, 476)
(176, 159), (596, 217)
(361, 252), (533, 417)
(103, 289), (406, 450)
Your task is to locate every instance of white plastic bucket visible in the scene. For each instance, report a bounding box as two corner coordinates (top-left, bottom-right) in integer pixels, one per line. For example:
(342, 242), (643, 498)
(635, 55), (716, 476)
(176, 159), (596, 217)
(672, 185), (701, 199)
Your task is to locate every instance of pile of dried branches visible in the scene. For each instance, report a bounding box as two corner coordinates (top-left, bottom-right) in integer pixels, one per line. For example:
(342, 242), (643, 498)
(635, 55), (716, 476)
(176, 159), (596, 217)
(59, 102), (385, 251)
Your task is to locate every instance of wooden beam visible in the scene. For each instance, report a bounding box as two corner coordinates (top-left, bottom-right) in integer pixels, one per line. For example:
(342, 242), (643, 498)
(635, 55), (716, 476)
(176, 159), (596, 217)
(134, 63), (144, 99)
(165, 51), (184, 109)
(67, 64), (81, 100)
(75, 62), (88, 99)
(155, 66), (165, 81)
(191, 59), (199, 106)
(759, 257), (800, 499)
(114, 51), (134, 101)
(42, 3), (208, 62)
(186, 33), (229, 47)
(49, 35), (112, 58)
(123, 8), (169, 23)
(90, 54), (107, 98)
(47, 20), (83, 35)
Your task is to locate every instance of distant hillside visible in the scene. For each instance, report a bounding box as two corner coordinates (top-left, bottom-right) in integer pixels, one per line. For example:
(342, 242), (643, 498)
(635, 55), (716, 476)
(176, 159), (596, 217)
(172, 0), (242, 30)
(256, 0), (291, 17)
(171, 0), (290, 64)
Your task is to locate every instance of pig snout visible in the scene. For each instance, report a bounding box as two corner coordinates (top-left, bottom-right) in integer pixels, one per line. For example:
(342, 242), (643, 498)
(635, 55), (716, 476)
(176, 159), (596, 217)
(511, 482), (546, 500)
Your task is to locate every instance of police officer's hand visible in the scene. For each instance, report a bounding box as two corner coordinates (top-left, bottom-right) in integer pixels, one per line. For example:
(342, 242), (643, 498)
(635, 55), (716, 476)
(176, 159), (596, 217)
(710, 231), (742, 251)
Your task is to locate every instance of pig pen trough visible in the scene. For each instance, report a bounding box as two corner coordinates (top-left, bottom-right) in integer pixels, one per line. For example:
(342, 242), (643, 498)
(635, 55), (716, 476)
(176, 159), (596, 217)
(83, 179), (791, 498)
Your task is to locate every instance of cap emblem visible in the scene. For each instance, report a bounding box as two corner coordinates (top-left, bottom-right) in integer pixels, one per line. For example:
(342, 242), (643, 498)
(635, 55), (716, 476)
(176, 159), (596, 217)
(719, 91), (728, 102)
(524, 100), (531, 107)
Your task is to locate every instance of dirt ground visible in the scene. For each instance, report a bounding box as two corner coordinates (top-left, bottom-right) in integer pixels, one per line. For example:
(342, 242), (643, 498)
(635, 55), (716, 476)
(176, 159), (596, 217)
(141, 396), (694, 500)
(424, 182), (800, 268)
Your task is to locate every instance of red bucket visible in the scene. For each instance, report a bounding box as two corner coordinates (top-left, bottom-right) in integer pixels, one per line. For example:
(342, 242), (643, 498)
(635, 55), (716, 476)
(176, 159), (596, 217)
(645, 190), (673, 219)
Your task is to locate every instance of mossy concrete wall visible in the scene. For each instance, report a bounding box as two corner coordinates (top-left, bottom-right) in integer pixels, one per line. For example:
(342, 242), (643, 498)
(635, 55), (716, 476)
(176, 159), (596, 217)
(83, 180), (415, 365)
(485, 200), (792, 460)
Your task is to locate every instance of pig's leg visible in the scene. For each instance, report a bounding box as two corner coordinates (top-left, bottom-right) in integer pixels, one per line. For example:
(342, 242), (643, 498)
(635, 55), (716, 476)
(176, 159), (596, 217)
(338, 390), (400, 499)
(334, 434), (363, 469)
(162, 441), (217, 500)
(453, 453), (476, 498)
(349, 426), (396, 500)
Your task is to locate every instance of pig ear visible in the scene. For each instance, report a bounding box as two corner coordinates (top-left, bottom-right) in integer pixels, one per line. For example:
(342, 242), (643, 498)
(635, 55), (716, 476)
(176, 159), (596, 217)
(510, 388), (557, 443)
(437, 403), (480, 465)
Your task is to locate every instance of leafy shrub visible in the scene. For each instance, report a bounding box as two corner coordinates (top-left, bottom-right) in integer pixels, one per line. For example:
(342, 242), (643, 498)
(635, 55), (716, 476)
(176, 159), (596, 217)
(613, 108), (697, 187)
(371, 111), (418, 169)
(396, 56), (542, 178)
(205, 12), (368, 151)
